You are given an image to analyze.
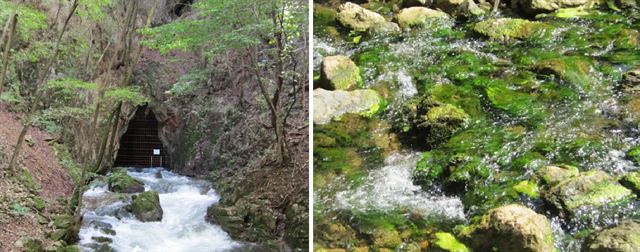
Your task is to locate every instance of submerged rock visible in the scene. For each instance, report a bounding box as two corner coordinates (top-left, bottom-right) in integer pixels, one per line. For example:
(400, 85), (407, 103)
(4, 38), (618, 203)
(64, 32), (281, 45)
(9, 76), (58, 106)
(337, 2), (386, 32)
(396, 7), (450, 29)
(130, 191), (163, 222)
(372, 229), (402, 249)
(321, 55), (362, 90)
(474, 18), (551, 42)
(533, 56), (593, 87)
(395, 97), (469, 147)
(107, 169), (145, 193)
(461, 204), (555, 252)
(584, 220), (640, 252)
(313, 89), (385, 125)
(543, 170), (635, 217)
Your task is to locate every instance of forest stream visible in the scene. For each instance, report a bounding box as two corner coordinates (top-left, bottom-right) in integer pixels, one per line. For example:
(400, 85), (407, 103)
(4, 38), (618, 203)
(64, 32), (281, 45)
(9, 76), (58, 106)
(77, 168), (243, 252)
(314, 3), (640, 251)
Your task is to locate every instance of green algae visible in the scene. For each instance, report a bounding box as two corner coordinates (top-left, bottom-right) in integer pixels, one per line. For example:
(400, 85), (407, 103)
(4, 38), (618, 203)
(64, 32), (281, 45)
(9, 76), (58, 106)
(474, 18), (552, 42)
(513, 180), (541, 198)
(433, 232), (470, 252)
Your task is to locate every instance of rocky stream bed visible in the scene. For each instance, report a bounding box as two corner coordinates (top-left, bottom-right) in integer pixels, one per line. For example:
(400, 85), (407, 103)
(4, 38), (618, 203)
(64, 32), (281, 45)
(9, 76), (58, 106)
(313, 1), (640, 251)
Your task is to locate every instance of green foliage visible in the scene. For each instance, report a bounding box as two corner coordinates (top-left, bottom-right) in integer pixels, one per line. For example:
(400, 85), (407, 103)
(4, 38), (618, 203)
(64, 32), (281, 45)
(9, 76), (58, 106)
(104, 86), (148, 105)
(77, 0), (112, 21)
(53, 143), (82, 183)
(169, 70), (209, 96)
(0, 1), (48, 41)
(141, 0), (306, 57)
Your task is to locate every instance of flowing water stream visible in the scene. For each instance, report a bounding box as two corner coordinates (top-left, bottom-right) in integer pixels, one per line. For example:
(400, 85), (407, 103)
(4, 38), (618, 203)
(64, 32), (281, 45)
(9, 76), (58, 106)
(78, 168), (243, 252)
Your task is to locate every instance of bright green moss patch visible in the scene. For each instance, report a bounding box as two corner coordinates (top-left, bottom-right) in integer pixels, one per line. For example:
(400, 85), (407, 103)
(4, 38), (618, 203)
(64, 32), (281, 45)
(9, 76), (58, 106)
(483, 84), (544, 123)
(620, 171), (640, 195)
(626, 146), (640, 165)
(513, 180), (540, 198)
(433, 232), (470, 252)
(533, 56), (593, 89)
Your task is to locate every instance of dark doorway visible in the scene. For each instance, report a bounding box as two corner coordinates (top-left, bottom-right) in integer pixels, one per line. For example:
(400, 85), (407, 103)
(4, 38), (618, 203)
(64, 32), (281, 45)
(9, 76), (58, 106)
(114, 106), (168, 168)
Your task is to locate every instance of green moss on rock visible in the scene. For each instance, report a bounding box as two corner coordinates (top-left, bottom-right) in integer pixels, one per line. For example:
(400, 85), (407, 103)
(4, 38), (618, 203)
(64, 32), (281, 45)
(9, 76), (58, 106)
(513, 180), (540, 198)
(620, 171), (640, 195)
(321, 55), (363, 90)
(474, 18), (551, 42)
(130, 191), (163, 222)
(433, 232), (470, 252)
(107, 169), (144, 193)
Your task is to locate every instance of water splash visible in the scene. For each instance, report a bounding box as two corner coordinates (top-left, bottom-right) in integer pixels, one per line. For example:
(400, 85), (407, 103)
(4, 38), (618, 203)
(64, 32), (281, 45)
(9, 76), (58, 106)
(334, 152), (466, 220)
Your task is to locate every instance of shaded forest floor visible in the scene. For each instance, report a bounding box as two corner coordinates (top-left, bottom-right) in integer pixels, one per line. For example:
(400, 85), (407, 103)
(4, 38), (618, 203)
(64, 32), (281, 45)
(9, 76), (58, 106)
(0, 103), (74, 251)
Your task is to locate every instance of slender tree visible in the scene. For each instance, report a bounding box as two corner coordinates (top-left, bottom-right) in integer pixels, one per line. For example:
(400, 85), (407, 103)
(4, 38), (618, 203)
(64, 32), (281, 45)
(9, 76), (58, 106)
(0, 10), (17, 94)
(7, 0), (80, 174)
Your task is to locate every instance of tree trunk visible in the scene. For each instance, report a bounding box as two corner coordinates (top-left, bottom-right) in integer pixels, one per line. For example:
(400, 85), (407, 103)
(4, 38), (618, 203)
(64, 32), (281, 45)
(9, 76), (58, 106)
(0, 11), (17, 94)
(6, 0), (79, 174)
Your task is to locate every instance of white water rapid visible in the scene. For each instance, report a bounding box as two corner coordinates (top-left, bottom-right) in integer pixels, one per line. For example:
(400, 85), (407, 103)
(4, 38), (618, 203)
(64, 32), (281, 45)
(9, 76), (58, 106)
(78, 168), (243, 252)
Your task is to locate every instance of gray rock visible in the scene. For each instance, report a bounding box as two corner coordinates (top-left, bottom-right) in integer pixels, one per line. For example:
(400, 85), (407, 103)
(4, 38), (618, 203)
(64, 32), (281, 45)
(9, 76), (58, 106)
(321, 55), (362, 90)
(337, 2), (386, 32)
(313, 89), (384, 125)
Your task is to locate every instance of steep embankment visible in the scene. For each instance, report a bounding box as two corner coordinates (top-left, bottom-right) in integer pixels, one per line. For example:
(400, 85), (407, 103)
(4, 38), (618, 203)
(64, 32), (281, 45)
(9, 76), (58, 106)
(0, 104), (74, 251)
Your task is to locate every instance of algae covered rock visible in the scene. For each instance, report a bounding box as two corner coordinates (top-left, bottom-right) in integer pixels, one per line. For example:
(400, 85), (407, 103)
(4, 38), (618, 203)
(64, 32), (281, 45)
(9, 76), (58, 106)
(583, 220), (640, 252)
(513, 0), (592, 14)
(543, 170), (635, 217)
(396, 97), (469, 147)
(533, 56), (593, 87)
(321, 55), (362, 90)
(396, 7), (450, 29)
(474, 18), (551, 42)
(537, 164), (579, 186)
(130, 191), (163, 222)
(107, 168), (145, 193)
(313, 89), (385, 125)
(337, 2), (386, 32)
(372, 229), (402, 249)
(620, 171), (640, 195)
(461, 204), (555, 252)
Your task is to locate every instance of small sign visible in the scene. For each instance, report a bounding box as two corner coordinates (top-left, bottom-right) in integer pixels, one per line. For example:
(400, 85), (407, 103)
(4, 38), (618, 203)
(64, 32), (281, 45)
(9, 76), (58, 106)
(153, 149), (160, 155)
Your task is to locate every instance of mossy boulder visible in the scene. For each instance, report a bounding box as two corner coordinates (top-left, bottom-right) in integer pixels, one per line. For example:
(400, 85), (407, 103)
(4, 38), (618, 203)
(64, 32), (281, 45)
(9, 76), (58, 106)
(474, 18), (551, 42)
(543, 170), (635, 217)
(337, 2), (386, 32)
(512, 0), (592, 14)
(130, 191), (163, 222)
(583, 220), (640, 252)
(620, 171), (640, 195)
(395, 97), (469, 148)
(15, 237), (43, 252)
(321, 55), (362, 90)
(537, 165), (579, 186)
(533, 56), (593, 87)
(107, 169), (144, 193)
(369, 21), (401, 35)
(313, 89), (385, 125)
(53, 214), (72, 229)
(372, 229), (402, 249)
(314, 221), (358, 249)
(460, 204), (555, 252)
(396, 7), (450, 29)
(206, 204), (245, 238)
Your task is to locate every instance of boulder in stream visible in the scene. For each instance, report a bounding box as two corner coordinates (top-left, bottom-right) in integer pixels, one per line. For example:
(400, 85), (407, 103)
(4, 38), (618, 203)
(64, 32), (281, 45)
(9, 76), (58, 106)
(620, 171), (640, 195)
(622, 67), (640, 94)
(336, 2), (386, 32)
(321, 55), (362, 90)
(537, 164), (579, 186)
(313, 89), (385, 125)
(130, 191), (163, 222)
(543, 170), (635, 217)
(512, 0), (592, 14)
(395, 97), (468, 147)
(583, 220), (640, 252)
(107, 169), (145, 193)
(460, 204), (555, 252)
(474, 18), (551, 42)
(396, 7), (450, 29)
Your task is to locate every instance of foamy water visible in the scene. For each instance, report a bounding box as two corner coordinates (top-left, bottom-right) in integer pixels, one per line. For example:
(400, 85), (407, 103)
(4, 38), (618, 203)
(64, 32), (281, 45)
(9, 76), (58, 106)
(334, 152), (466, 220)
(78, 168), (242, 252)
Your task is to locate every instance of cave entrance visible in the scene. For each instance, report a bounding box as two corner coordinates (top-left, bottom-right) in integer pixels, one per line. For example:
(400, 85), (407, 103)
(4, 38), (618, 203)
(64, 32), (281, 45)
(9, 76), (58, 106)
(114, 106), (168, 168)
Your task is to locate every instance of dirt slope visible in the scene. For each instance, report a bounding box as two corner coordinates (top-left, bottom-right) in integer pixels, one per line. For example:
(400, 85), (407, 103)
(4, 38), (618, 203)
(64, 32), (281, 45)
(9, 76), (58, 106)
(0, 103), (74, 251)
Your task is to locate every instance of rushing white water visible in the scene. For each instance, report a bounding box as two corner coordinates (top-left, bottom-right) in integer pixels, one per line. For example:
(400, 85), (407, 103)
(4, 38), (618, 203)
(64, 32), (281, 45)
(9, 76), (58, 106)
(334, 152), (466, 220)
(78, 168), (242, 252)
